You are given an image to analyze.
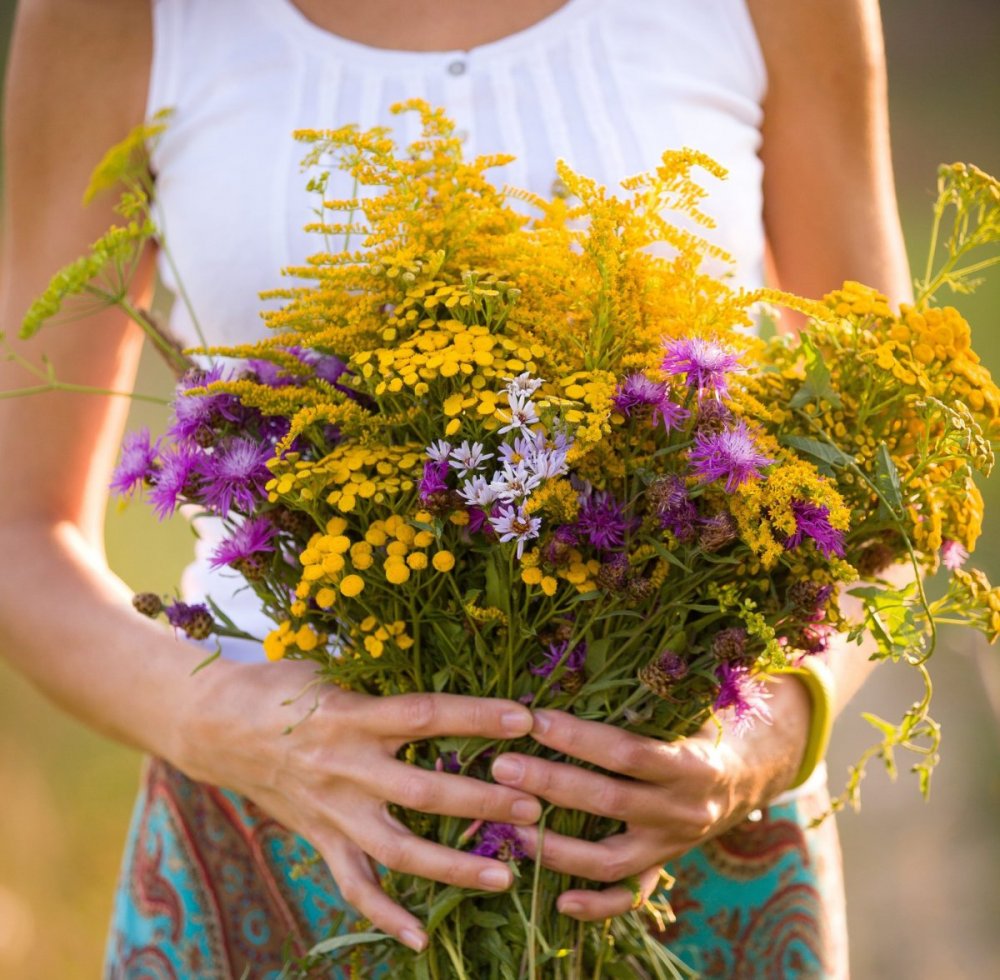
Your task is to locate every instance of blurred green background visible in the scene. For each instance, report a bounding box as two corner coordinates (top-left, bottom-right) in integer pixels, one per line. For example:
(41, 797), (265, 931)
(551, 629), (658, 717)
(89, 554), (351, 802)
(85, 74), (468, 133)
(1, 1), (998, 976)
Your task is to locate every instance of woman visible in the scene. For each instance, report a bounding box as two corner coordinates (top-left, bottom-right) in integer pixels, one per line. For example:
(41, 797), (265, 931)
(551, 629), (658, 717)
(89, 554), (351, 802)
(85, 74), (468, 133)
(0, 0), (910, 975)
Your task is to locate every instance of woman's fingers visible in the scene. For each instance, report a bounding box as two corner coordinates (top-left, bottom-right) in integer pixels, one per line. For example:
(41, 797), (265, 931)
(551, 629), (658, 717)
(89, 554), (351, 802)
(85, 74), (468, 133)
(355, 805), (517, 893)
(556, 866), (663, 922)
(318, 835), (428, 952)
(379, 762), (541, 824)
(528, 709), (683, 782)
(490, 753), (661, 824)
(514, 825), (656, 884)
(351, 691), (534, 742)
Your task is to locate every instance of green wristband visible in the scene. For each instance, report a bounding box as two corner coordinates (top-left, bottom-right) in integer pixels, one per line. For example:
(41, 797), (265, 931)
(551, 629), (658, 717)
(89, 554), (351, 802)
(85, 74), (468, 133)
(771, 657), (835, 790)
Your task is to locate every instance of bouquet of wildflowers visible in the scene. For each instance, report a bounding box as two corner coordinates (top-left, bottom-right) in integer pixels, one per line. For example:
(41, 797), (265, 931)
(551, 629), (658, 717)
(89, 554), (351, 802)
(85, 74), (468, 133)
(13, 103), (1000, 978)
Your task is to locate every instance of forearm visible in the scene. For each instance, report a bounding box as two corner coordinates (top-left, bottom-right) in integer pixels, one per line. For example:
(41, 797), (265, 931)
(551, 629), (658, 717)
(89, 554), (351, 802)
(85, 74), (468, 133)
(0, 517), (213, 765)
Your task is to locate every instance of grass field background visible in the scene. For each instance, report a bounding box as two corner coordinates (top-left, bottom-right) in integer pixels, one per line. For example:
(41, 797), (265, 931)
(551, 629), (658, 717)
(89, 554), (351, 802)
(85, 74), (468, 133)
(1, 1), (999, 976)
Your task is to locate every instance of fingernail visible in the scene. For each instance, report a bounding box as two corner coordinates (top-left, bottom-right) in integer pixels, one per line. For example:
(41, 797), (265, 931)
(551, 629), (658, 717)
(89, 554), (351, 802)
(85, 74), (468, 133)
(559, 901), (584, 917)
(532, 710), (551, 734)
(401, 929), (427, 952)
(501, 710), (531, 734)
(492, 757), (523, 783)
(479, 867), (511, 889)
(511, 799), (540, 823)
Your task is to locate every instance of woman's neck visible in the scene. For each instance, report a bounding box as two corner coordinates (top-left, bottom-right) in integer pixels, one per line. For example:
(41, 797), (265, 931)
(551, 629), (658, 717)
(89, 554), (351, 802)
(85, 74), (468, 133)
(288, 0), (575, 52)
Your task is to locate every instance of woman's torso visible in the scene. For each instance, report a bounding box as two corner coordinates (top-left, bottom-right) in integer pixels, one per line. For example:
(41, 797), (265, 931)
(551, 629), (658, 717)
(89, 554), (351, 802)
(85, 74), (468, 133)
(146, 0), (768, 648)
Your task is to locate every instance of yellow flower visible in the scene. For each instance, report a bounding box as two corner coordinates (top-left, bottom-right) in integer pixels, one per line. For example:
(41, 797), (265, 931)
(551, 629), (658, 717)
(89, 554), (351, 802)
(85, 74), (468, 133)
(433, 551), (456, 572)
(340, 574), (365, 597)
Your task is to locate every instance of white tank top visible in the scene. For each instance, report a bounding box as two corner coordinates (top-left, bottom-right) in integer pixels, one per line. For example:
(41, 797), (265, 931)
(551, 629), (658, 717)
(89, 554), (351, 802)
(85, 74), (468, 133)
(145, 0), (768, 659)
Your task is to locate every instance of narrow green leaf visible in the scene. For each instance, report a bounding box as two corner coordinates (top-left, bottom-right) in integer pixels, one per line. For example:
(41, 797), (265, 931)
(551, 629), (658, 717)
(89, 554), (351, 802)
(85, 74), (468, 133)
(306, 931), (390, 956)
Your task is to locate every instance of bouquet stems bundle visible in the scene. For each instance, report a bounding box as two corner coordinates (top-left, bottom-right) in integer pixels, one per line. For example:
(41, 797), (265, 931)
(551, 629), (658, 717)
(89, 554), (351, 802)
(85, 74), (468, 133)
(10, 103), (1000, 978)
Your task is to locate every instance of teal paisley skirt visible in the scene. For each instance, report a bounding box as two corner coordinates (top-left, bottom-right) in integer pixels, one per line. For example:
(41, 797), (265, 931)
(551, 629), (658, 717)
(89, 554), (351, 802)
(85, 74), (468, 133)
(104, 758), (847, 979)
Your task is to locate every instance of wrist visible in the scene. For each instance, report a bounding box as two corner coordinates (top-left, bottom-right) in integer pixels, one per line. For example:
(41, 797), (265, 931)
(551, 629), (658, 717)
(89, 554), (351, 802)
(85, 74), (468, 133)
(769, 658), (835, 794)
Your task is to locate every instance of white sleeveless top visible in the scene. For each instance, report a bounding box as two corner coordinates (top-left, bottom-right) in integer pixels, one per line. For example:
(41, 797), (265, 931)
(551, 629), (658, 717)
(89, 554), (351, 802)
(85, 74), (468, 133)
(146, 0), (768, 659)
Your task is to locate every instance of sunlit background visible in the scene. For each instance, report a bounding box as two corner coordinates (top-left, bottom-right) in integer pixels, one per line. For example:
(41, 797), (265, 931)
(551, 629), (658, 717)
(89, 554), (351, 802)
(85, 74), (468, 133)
(1, 1), (998, 976)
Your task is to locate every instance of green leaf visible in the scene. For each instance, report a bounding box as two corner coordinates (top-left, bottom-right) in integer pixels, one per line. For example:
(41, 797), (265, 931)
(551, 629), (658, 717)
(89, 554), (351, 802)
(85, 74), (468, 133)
(586, 637), (610, 674)
(432, 666), (453, 692)
(426, 886), (469, 934)
(780, 435), (854, 473)
(650, 539), (692, 574)
(305, 931), (390, 956)
(485, 552), (508, 614)
(873, 442), (904, 519)
(468, 910), (509, 929)
(789, 336), (843, 409)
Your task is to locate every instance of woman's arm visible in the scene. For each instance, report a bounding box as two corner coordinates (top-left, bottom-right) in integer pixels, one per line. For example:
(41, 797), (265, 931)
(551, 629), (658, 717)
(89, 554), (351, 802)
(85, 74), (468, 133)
(0, 0), (541, 950)
(490, 0), (913, 921)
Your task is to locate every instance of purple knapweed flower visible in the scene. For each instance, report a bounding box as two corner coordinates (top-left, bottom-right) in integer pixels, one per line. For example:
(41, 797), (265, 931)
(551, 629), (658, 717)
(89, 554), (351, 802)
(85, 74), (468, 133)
(209, 517), (276, 571)
(489, 504), (542, 558)
(470, 822), (527, 861)
(110, 428), (159, 498)
(714, 662), (773, 736)
(576, 490), (632, 551)
(797, 625), (833, 655)
(311, 354), (350, 386)
(613, 373), (690, 432)
(168, 365), (244, 446)
(419, 459), (451, 501)
(661, 337), (742, 396)
(530, 639), (587, 679)
(940, 538), (969, 571)
(543, 524), (578, 565)
(785, 500), (846, 559)
(467, 506), (492, 535)
(200, 436), (273, 516)
(656, 479), (700, 543)
(163, 600), (214, 641)
(788, 581), (835, 623)
(148, 443), (203, 519)
(688, 421), (774, 492)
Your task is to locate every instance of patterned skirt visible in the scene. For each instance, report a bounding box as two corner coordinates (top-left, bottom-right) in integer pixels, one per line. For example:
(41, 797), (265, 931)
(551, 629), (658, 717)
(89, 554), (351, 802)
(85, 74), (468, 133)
(104, 758), (848, 979)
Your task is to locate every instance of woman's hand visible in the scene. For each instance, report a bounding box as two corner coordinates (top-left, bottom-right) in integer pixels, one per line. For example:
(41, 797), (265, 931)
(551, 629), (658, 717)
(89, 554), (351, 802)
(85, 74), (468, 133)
(489, 675), (812, 921)
(178, 659), (542, 951)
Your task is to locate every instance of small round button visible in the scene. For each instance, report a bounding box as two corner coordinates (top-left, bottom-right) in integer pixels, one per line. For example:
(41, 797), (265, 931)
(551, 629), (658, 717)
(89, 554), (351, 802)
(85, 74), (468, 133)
(447, 59), (467, 76)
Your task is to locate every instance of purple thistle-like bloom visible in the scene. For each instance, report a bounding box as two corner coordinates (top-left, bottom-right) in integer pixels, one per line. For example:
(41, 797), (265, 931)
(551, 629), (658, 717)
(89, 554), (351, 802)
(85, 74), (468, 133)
(148, 443), (203, 519)
(688, 421), (774, 493)
(576, 490), (632, 551)
(419, 459), (451, 501)
(200, 437), (273, 516)
(613, 373), (690, 432)
(311, 354), (349, 386)
(661, 337), (742, 396)
(941, 538), (969, 571)
(162, 600), (214, 640)
(467, 506), (491, 535)
(110, 428), (159, 498)
(714, 663), (773, 736)
(530, 639), (587, 678)
(209, 517), (276, 570)
(168, 365), (244, 445)
(470, 822), (527, 861)
(785, 499), (846, 559)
